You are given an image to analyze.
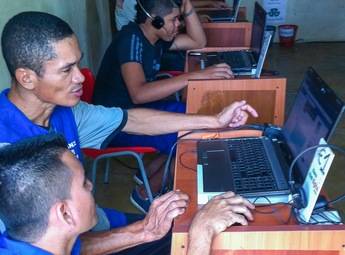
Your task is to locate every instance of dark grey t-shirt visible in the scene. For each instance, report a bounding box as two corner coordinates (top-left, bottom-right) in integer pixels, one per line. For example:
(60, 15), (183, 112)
(93, 22), (172, 109)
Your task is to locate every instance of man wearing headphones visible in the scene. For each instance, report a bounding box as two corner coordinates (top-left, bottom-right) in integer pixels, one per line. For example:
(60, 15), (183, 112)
(94, 0), (232, 111)
(115, 0), (229, 31)
(93, 0), (233, 210)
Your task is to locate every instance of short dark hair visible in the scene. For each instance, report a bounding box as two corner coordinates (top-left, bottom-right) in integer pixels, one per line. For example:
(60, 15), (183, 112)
(0, 134), (72, 243)
(1, 11), (74, 78)
(136, 0), (179, 24)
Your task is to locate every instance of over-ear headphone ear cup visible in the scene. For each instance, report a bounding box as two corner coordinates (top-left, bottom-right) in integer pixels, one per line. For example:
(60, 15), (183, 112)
(292, 185), (307, 210)
(152, 16), (165, 29)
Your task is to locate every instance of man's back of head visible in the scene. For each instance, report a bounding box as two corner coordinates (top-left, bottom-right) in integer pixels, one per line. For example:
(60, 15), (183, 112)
(1, 11), (74, 78)
(0, 134), (71, 243)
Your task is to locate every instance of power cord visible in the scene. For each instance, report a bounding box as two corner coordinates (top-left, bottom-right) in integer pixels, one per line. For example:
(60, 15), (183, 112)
(288, 143), (345, 210)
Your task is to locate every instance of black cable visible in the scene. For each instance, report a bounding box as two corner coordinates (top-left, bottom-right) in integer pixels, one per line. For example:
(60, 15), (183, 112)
(179, 150), (197, 172)
(253, 196), (295, 224)
(288, 144), (345, 189)
(288, 143), (345, 210)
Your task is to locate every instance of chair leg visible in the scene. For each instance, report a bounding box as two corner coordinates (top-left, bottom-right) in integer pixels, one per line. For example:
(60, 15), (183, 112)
(175, 91), (181, 102)
(104, 159), (110, 184)
(89, 152), (153, 202)
(134, 153), (154, 202)
(91, 159), (99, 195)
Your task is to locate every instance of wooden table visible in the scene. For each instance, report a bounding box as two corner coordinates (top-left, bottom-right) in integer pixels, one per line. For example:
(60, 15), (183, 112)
(184, 51), (286, 126)
(171, 131), (345, 255)
(201, 22), (252, 47)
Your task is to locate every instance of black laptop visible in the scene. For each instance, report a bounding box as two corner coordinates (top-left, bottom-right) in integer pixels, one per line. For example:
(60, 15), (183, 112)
(196, 67), (345, 204)
(199, 2), (267, 75)
(197, 0), (242, 23)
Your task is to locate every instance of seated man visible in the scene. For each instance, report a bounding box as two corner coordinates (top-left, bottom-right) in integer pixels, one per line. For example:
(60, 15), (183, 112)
(0, 134), (254, 255)
(0, 10), (257, 219)
(95, 0), (232, 110)
(115, 0), (229, 31)
(93, 0), (234, 190)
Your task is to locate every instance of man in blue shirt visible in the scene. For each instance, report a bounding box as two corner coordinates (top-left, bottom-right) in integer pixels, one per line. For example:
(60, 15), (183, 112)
(0, 11), (257, 254)
(0, 134), (254, 255)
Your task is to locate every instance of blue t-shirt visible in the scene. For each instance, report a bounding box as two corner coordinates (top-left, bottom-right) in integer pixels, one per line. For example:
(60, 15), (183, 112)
(0, 233), (81, 255)
(93, 22), (173, 109)
(0, 88), (128, 244)
(0, 89), (82, 159)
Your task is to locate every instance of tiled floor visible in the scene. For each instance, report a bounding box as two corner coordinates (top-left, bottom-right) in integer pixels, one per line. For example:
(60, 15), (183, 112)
(86, 42), (345, 218)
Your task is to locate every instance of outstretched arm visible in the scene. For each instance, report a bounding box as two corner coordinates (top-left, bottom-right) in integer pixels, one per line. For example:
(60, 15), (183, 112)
(123, 100), (258, 135)
(121, 62), (234, 104)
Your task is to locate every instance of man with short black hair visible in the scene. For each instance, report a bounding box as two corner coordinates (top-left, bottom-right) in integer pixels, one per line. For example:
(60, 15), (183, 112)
(0, 134), (254, 255)
(0, 11), (257, 254)
(0, 134), (92, 254)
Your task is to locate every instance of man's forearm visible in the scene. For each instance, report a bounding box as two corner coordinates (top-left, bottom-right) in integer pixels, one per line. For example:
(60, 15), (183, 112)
(80, 220), (149, 255)
(174, 0), (206, 49)
(187, 226), (213, 255)
(127, 73), (190, 104)
(124, 108), (220, 135)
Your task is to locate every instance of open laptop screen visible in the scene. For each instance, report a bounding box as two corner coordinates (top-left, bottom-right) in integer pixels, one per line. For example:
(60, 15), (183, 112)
(251, 2), (267, 61)
(282, 68), (344, 181)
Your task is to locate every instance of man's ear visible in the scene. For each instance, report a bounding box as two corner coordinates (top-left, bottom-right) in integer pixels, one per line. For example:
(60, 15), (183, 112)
(14, 68), (38, 90)
(54, 201), (76, 228)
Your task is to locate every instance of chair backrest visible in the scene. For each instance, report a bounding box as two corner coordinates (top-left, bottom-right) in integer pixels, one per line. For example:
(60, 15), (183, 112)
(80, 68), (95, 103)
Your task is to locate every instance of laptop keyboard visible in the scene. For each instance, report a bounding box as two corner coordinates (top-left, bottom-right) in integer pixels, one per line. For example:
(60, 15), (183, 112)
(227, 138), (278, 193)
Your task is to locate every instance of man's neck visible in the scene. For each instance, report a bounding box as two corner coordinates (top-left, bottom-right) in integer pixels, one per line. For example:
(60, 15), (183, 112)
(139, 22), (159, 45)
(32, 233), (77, 255)
(8, 83), (55, 127)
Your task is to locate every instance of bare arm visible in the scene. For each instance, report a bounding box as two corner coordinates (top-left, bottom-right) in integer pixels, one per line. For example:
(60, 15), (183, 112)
(187, 192), (254, 255)
(171, 0), (206, 50)
(121, 62), (234, 104)
(123, 100), (258, 135)
(81, 191), (189, 255)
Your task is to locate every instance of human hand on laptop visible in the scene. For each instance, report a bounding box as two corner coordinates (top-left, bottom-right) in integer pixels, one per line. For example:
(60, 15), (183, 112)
(187, 191), (254, 255)
(190, 63), (234, 79)
(216, 100), (258, 128)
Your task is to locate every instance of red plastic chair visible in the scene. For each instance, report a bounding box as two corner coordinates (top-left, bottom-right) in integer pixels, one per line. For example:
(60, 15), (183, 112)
(80, 68), (157, 202)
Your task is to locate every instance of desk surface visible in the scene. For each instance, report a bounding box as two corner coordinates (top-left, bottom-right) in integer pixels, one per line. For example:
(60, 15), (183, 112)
(172, 132), (345, 255)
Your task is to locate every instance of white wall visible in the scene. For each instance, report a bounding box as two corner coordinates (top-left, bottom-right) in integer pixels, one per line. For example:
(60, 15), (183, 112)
(236, 0), (345, 42)
(0, 0), (112, 91)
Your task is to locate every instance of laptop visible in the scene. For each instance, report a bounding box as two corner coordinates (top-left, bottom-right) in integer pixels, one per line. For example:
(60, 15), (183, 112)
(254, 31), (272, 78)
(199, 2), (267, 75)
(196, 67), (345, 205)
(197, 0), (242, 23)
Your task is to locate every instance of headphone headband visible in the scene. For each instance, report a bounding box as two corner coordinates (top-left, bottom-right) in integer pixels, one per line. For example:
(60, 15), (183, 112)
(137, 0), (165, 29)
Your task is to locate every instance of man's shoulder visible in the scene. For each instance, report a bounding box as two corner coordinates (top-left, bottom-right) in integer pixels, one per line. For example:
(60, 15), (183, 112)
(0, 234), (52, 255)
(116, 22), (143, 42)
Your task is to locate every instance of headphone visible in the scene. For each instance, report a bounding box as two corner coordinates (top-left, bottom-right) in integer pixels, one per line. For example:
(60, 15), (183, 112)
(291, 184), (307, 210)
(137, 0), (165, 30)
